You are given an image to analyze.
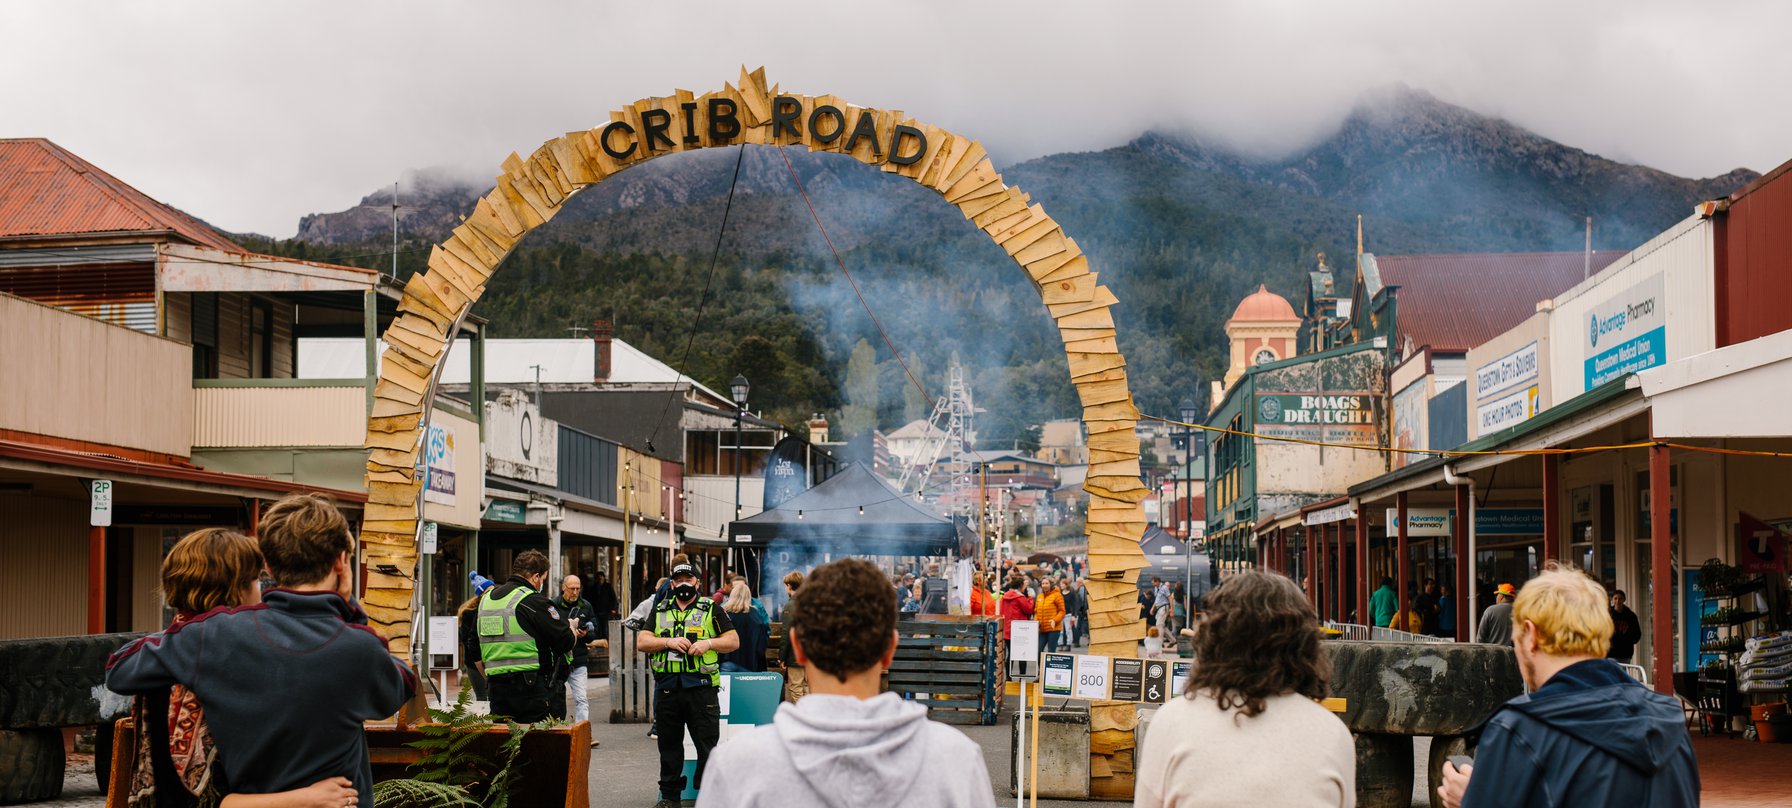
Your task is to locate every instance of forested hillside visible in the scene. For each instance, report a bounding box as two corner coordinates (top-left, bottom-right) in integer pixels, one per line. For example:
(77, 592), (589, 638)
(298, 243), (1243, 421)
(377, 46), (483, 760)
(260, 86), (1753, 442)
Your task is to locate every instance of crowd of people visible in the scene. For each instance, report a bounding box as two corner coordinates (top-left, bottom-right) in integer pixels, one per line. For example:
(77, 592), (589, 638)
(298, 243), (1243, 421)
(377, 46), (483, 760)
(108, 508), (1700, 808)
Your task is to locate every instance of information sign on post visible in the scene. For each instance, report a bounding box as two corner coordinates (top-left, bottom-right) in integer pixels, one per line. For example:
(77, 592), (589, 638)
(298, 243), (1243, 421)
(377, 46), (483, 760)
(1111, 658), (1143, 702)
(426, 616), (458, 670)
(1009, 620), (1039, 680)
(1073, 655), (1111, 700)
(1143, 659), (1170, 703)
(1169, 660), (1193, 698)
(420, 522), (439, 555)
(1042, 653), (1075, 697)
(89, 480), (113, 527)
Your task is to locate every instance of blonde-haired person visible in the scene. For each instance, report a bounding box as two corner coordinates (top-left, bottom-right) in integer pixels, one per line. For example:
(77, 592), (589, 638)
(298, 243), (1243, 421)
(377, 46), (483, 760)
(124, 527), (361, 808)
(1437, 563), (1697, 808)
(720, 580), (769, 672)
(110, 494), (416, 808)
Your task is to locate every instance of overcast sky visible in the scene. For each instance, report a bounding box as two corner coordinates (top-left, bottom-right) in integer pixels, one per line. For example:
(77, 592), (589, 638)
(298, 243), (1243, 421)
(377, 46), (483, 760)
(4, 1), (1786, 237)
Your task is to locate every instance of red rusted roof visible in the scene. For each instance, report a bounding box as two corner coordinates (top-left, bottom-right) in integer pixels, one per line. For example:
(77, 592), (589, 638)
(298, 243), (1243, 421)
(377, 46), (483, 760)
(1378, 250), (1628, 353)
(0, 138), (241, 250)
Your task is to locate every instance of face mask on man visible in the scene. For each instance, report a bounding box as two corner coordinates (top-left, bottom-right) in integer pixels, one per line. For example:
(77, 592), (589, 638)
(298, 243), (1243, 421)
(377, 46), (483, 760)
(673, 582), (699, 602)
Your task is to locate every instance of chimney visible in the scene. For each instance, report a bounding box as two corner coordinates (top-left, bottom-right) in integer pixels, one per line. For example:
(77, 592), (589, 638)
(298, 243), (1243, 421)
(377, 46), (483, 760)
(807, 412), (830, 445)
(592, 320), (613, 383)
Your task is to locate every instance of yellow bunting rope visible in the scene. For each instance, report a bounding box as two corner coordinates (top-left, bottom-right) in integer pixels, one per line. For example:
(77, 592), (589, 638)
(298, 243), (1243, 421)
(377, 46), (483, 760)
(1140, 414), (1792, 461)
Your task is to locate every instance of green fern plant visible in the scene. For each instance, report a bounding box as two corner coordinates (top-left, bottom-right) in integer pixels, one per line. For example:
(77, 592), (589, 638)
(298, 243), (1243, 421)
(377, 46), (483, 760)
(409, 685), (498, 787)
(371, 684), (541, 808)
(372, 780), (481, 808)
(482, 720), (531, 808)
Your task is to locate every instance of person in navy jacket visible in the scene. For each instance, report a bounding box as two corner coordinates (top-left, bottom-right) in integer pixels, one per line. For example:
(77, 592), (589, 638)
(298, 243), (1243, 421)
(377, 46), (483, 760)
(109, 495), (416, 808)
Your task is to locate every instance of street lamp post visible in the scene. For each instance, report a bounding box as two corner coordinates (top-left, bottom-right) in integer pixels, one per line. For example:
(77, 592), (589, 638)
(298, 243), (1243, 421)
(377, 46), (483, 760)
(1179, 397), (1199, 605)
(731, 374), (750, 575)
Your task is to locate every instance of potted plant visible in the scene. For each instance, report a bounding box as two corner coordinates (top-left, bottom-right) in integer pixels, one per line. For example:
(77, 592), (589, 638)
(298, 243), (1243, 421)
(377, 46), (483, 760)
(368, 686), (592, 808)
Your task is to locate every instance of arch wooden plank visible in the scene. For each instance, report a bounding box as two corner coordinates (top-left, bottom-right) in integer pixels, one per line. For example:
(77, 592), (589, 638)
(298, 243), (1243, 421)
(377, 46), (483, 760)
(355, 74), (1151, 743)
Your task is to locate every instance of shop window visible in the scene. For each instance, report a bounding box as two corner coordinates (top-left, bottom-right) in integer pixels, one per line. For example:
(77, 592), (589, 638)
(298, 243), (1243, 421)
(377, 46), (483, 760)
(191, 293), (219, 379)
(685, 428), (776, 475)
(686, 430), (722, 474)
(249, 299), (273, 378)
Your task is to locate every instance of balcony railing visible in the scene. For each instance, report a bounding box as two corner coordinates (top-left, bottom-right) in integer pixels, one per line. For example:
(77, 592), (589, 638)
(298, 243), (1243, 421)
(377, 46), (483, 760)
(192, 378), (367, 448)
(0, 293), (192, 456)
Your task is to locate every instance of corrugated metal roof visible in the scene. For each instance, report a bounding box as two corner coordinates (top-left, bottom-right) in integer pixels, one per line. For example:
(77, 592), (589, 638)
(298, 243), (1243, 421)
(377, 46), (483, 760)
(0, 138), (240, 251)
(1377, 250), (1628, 353)
(0, 264), (156, 332)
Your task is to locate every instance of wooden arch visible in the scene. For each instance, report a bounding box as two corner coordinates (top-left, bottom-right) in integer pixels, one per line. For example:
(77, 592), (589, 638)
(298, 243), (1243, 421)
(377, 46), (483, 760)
(356, 67), (1149, 661)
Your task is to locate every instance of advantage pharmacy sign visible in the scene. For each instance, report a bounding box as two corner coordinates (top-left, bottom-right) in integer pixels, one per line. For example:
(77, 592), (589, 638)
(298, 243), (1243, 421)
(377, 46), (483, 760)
(1584, 274), (1667, 388)
(1255, 393), (1377, 446)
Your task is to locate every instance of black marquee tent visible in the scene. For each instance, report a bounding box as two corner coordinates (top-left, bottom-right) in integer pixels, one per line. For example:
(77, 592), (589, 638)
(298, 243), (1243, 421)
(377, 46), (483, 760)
(727, 463), (976, 556)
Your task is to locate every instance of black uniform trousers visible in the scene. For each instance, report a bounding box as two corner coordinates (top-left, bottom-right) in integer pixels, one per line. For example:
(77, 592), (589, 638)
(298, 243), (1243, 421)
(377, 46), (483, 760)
(488, 669), (553, 724)
(653, 682), (720, 799)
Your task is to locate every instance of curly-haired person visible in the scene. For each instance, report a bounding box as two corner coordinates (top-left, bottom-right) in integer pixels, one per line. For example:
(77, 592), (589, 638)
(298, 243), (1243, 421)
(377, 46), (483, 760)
(1135, 570), (1355, 808)
(696, 558), (994, 808)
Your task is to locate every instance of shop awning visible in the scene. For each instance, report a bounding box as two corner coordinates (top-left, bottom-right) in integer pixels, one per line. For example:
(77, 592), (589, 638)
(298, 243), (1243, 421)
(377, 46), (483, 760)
(157, 244), (377, 293)
(1349, 376), (1648, 503)
(1638, 327), (1792, 439)
(727, 463), (975, 556)
(0, 438), (366, 503)
(484, 477), (671, 549)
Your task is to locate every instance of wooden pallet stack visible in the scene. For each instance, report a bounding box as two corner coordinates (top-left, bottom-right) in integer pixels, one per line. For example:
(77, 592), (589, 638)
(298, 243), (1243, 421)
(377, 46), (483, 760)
(886, 619), (1001, 726)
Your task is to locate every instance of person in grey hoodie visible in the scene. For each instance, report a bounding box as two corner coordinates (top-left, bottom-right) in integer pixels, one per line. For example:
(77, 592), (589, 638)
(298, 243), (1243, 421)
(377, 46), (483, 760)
(696, 558), (994, 808)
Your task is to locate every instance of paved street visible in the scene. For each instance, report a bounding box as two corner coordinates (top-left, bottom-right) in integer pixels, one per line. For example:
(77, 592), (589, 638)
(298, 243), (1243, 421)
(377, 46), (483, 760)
(35, 675), (1787, 807)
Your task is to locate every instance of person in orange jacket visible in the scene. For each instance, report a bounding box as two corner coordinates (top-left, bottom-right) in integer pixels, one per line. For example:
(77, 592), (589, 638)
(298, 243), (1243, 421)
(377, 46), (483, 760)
(1035, 577), (1067, 652)
(969, 572), (999, 617)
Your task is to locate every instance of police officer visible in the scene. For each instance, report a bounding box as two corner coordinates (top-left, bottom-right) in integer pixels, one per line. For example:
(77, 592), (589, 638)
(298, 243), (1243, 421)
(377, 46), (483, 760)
(477, 549), (575, 723)
(638, 563), (738, 808)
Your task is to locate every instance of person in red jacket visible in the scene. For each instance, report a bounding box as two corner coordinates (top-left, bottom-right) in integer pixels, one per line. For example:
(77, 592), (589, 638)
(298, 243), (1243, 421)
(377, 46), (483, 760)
(999, 578), (1035, 641)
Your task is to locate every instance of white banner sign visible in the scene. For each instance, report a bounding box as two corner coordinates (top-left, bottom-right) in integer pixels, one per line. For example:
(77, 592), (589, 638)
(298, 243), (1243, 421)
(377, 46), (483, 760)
(1305, 502), (1357, 526)
(1477, 385), (1540, 433)
(1476, 341), (1540, 401)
